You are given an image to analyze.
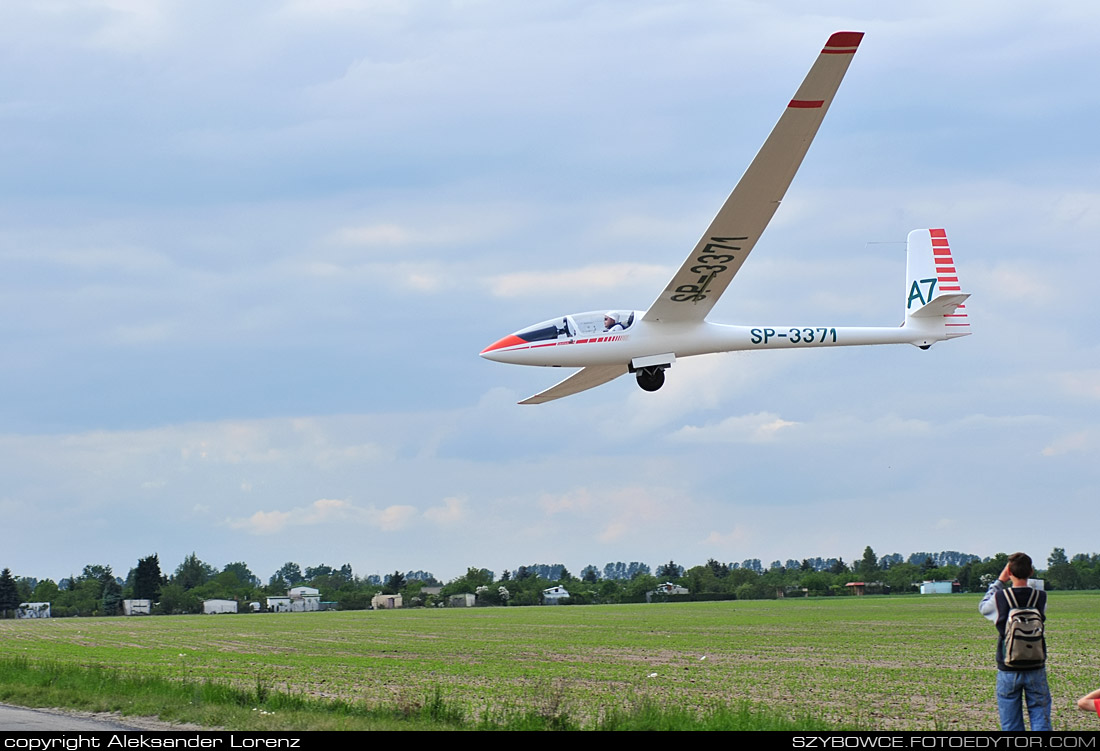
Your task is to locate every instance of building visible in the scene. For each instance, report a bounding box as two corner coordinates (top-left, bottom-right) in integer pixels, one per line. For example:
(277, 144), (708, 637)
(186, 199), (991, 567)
(372, 593), (403, 609)
(919, 580), (960, 595)
(448, 593), (475, 608)
(203, 599), (238, 614)
(266, 596), (291, 612)
(542, 585), (570, 604)
(16, 602), (50, 619)
(122, 599), (152, 616)
(288, 586), (321, 612)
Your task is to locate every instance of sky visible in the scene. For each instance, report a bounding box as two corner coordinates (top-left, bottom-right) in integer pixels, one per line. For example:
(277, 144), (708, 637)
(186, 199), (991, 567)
(2, 1), (1098, 585)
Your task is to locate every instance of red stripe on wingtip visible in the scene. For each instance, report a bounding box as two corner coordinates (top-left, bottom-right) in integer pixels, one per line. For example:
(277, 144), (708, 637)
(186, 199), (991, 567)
(789, 99), (824, 109)
(930, 229), (947, 238)
(824, 31), (864, 49)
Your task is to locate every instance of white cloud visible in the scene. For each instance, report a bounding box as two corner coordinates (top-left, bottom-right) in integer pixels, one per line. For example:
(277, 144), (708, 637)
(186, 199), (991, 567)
(226, 498), (419, 535)
(487, 263), (670, 298)
(1053, 370), (1100, 401)
(672, 412), (799, 444)
(1040, 431), (1094, 457)
(423, 495), (465, 524)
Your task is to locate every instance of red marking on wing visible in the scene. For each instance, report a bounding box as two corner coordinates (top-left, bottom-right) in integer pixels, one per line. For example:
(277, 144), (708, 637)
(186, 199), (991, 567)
(789, 99), (825, 108)
(823, 31), (863, 52)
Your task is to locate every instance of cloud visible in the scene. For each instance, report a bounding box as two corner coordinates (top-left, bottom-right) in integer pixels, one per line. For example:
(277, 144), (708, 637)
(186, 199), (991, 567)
(1053, 370), (1100, 401)
(487, 263), (670, 298)
(327, 223), (421, 247)
(423, 495), (466, 524)
(1040, 431), (1094, 457)
(703, 525), (755, 549)
(671, 412), (799, 444)
(226, 498), (418, 535)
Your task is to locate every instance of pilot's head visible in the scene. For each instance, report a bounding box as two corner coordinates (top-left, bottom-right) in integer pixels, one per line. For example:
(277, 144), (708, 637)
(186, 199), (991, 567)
(604, 311), (619, 328)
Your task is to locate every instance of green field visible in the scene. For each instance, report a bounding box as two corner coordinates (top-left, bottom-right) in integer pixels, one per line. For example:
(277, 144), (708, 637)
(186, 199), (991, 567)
(2, 594), (1098, 730)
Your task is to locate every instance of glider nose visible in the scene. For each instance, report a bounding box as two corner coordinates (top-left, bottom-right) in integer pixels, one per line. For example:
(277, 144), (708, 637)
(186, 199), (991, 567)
(480, 334), (525, 361)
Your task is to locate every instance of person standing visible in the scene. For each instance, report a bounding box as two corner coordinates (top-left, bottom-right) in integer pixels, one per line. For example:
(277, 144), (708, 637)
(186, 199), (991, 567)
(979, 552), (1052, 731)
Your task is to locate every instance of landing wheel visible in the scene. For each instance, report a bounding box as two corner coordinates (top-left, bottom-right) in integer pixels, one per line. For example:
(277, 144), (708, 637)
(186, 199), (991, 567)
(636, 366), (665, 392)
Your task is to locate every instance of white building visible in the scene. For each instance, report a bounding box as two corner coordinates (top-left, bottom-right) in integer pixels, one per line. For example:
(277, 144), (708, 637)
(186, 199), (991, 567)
(203, 599), (238, 614)
(542, 585), (570, 604)
(919, 581), (954, 595)
(288, 586), (321, 612)
(16, 602), (50, 619)
(266, 596), (291, 612)
(449, 593), (475, 608)
(646, 582), (689, 602)
(122, 599), (152, 616)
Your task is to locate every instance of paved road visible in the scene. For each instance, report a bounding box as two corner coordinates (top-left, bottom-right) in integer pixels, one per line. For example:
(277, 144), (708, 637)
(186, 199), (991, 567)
(0, 703), (155, 731)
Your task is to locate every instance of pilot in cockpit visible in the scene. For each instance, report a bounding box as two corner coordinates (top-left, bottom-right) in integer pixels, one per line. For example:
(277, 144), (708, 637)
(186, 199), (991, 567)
(604, 311), (625, 332)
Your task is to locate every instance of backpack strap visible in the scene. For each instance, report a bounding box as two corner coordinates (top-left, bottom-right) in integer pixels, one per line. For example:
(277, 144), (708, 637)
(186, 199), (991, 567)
(1004, 587), (1019, 609)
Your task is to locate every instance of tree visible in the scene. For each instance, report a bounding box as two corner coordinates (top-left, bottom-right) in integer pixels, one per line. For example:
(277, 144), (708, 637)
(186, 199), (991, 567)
(856, 546), (880, 579)
(101, 578), (123, 615)
(1045, 547), (1078, 591)
(174, 553), (215, 590)
(157, 582), (201, 614)
(133, 554), (164, 600)
(581, 565), (599, 583)
(222, 561), (259, 588)
(305, 564), (334, 580)
(656, 560), (683, 579)
(0, 568), (19, 618)
(269, 562), (304, 590)
(383, 571), (406, 594)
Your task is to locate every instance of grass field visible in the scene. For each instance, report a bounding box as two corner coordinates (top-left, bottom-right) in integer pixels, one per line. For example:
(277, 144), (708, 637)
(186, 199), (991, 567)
(2, 593), (1098, 730)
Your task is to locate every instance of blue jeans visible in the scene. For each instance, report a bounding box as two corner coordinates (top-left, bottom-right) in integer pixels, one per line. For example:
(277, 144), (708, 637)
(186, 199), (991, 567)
(996, 668), (1052, 731)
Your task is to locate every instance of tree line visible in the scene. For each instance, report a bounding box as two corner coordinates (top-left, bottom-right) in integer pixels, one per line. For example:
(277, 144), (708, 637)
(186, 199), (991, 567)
(2, 546), (1098, 618)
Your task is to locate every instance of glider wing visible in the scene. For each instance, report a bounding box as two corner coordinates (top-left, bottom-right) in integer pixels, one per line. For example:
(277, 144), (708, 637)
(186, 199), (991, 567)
(643, 31), (864, 324)
(518, 364), (629, 405)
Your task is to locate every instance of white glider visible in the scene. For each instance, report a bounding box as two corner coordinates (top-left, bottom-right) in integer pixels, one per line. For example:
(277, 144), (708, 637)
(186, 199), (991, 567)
(480, 32), (970, 404)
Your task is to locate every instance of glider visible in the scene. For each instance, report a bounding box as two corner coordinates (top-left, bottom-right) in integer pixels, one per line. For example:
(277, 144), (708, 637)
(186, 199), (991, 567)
(480, 32), (970, 404)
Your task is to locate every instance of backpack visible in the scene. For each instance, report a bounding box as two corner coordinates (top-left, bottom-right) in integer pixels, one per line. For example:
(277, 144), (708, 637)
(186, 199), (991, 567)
(1003, 587), (1045, 669)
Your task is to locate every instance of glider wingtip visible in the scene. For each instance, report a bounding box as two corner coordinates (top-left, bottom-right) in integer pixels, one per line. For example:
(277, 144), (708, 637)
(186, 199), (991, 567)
(825, 31), (864, 51)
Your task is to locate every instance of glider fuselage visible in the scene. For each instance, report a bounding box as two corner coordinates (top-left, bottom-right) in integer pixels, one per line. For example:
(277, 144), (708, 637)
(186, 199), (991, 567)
(481, 316), (935, 369)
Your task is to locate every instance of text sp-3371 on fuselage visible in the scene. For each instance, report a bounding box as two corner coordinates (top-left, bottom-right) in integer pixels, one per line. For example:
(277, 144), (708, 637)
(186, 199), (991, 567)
(751, 327), (839, 345)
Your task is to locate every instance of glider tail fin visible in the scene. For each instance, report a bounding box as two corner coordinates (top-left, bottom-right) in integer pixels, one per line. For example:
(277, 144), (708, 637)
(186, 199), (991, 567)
(903, 228), (971, 342)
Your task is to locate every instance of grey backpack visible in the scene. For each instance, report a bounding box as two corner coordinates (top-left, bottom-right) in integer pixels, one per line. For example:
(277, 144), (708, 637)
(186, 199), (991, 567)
(1003, 587), (1045, 669)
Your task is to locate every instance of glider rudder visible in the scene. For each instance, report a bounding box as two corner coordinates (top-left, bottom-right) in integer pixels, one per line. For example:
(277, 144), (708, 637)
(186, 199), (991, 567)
(903, 228), (971, 343)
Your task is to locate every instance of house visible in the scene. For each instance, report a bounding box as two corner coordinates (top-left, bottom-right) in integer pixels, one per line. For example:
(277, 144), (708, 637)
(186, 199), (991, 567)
(203, 599), (238, 614)
(542, 585), (570, 604)
(372, 593), (403, 609)
(288, 586), (321, 612)
(122, 599), (152, 616)
(266, 596), (291, 612)
(449, 593), (475, 608)
(16, 602), (50, 619)
(646, 582), (689, 602)
(919, 580), (960, 595)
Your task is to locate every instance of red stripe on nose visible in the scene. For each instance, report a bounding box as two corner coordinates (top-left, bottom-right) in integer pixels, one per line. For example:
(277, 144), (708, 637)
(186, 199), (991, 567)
(480, 334), (526, 354)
